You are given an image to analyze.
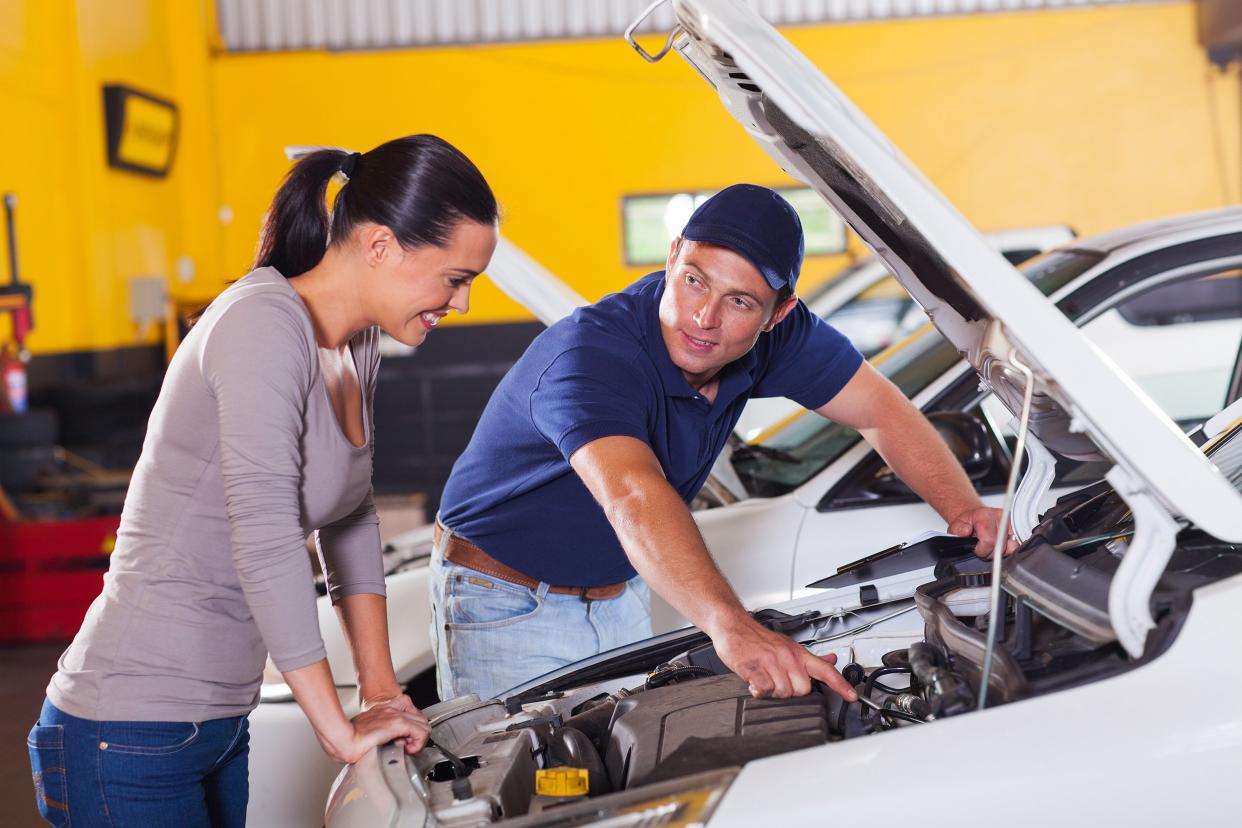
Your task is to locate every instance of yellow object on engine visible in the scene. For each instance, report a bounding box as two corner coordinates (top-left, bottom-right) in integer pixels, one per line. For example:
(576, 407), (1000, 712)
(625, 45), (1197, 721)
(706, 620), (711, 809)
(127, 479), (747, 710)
(534, 767), (590, 797)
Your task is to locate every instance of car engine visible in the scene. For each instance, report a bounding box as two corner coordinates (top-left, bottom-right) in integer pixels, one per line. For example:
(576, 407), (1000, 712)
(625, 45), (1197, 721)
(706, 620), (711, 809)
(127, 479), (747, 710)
(325, 490), (1242, 828)
(394, 606), (959, 827)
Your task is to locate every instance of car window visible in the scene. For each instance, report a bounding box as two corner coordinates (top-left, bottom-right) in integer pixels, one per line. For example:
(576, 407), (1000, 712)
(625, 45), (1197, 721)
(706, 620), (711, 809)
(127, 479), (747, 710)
(1080, 267), (1242, 427)
(1001, 248), (1042, 266)
(823, 382), (1114, 510)
(732, 328), (960, 497)
(821, 276), (919, 358)
(1115, 268), (1242, 326)
(733, 249), (1106, 496)
(801, 259), (878, 309)
(815, 251), (1085, 359)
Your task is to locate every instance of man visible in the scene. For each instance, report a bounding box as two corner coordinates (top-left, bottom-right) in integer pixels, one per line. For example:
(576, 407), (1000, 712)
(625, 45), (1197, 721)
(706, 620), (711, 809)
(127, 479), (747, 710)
(432, 184), (1011, 703)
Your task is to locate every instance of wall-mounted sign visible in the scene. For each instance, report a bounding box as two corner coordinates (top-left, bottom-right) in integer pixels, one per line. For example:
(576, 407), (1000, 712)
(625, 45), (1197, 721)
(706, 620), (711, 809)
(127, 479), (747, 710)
(102, 85), (178, 177)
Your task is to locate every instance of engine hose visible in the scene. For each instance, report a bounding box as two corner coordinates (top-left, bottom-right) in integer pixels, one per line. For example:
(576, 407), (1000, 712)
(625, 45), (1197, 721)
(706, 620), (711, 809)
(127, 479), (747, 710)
(863, 666), (912, 699)
(561, 685), (650, 750)
(646, 665), (714, 689)
(548, 726), (611, 796)
(834, 692), (850, 736)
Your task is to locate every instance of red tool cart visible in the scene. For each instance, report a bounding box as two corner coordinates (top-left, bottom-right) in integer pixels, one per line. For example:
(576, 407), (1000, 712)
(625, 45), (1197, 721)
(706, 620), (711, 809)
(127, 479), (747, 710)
(0, 191), (121, 643)
(0, 514), (117, 644)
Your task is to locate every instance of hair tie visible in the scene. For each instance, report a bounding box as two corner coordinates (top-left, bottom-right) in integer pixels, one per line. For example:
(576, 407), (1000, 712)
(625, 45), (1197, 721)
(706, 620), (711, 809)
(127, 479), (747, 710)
(339, 151), (362, 179)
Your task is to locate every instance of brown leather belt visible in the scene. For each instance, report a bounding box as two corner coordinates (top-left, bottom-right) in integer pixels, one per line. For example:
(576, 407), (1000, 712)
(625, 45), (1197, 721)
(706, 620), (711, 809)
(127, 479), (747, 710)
(434, 521), (626, 601)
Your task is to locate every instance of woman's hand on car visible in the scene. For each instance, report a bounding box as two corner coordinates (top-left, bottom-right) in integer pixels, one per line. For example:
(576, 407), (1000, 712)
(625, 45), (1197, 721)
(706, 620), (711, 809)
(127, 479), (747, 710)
(336, 705), (431, 763)
(360, 689), (429, 753)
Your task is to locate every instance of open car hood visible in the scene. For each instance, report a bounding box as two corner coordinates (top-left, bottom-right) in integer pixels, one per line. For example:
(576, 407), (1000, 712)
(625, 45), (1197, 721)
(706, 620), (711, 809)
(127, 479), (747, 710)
(660, 0), (1242, 654)
(486, 236), (588, 326)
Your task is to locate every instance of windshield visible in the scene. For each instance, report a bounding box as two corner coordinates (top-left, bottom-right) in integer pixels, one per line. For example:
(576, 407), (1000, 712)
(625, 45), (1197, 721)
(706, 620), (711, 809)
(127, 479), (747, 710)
(732, 248), (1106, 495)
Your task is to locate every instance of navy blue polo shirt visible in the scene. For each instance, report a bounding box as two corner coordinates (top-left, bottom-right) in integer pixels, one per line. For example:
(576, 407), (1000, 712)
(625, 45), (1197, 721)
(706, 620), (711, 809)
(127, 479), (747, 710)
(439, 272), (863, 586)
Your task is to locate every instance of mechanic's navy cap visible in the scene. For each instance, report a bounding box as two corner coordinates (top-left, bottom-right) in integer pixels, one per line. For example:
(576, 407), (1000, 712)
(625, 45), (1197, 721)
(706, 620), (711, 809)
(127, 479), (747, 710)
(680, 184), (804, 294)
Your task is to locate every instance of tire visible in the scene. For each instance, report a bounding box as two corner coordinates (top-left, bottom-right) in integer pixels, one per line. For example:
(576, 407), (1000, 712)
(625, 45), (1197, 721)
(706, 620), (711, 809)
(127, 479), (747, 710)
(0, 409), (57, 448)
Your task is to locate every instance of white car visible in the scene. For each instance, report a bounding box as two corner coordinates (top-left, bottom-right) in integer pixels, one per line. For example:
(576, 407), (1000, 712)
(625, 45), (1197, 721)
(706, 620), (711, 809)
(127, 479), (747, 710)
(251, 43), (1241, 828)
(251, 168), (1242, 828)
(323, 2), (1242, 825)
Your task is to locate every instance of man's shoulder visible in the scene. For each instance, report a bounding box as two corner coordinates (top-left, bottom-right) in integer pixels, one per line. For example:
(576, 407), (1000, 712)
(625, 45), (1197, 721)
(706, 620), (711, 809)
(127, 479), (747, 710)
(532, 273), (665, 369)
(526, 322), (649, 386)
(572, 272), (662, 337)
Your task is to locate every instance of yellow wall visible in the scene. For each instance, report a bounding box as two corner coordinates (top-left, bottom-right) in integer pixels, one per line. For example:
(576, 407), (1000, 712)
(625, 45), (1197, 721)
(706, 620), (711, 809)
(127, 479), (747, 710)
(4, 1), (1240, 350)
(0, 0), (222, 355)
(207, 2), (1241, 327)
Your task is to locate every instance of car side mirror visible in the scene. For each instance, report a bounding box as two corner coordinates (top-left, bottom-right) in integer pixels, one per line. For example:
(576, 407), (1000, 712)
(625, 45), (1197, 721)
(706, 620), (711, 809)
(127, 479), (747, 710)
(866, 410), (994, 496)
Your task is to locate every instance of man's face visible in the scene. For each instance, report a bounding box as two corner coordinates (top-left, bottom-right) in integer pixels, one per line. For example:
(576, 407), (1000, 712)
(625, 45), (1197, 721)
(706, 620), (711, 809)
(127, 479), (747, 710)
(658, 239), (797, 388)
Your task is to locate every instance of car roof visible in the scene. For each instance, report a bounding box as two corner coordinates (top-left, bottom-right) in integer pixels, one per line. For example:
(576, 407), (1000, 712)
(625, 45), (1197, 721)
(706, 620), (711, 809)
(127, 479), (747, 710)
(1066, 205), (1242, 257)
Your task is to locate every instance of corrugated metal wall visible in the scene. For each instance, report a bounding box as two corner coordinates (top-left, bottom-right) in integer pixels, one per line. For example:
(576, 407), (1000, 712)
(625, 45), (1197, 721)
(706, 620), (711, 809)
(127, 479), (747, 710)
(215, 0), (1164, 52)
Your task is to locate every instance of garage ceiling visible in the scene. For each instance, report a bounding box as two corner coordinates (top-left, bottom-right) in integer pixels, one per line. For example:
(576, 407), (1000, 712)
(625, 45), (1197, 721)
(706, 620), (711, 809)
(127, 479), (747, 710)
(215, 0), (1164, 52)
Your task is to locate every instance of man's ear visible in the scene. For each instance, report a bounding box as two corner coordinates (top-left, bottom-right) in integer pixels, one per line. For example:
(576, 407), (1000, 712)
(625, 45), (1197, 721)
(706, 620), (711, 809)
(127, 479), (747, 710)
(763, 294), (799, 332)
(666, 237), (683, 273)
(363, 224), (397, 268)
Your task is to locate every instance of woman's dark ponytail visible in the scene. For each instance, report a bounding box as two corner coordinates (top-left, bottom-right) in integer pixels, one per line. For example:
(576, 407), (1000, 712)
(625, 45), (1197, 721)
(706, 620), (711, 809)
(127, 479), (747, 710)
(254, 136), (497, 278)
(254, 149), (349, 278)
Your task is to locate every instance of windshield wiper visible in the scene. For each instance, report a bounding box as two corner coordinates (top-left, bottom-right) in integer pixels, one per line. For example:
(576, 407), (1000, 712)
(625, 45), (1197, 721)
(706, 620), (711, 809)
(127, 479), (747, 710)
(730, 443), (802, 465)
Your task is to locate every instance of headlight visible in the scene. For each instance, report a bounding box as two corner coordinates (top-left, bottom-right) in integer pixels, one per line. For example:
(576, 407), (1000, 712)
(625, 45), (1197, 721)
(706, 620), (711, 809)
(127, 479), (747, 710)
(521, 768), (736, 827)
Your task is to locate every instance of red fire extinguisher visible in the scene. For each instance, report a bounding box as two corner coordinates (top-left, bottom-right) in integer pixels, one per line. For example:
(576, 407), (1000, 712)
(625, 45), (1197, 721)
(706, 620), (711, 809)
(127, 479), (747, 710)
(1, 343), (27, 415)
(1, 192), (33, 416)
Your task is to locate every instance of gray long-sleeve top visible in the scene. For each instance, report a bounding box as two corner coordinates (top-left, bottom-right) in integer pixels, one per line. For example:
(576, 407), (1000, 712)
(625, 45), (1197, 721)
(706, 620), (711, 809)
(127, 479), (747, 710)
(48, 268), (385, 722)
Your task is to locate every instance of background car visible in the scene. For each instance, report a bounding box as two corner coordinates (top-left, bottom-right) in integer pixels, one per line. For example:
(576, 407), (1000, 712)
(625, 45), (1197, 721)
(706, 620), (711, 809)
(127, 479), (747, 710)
(733, 224), (1076, 439)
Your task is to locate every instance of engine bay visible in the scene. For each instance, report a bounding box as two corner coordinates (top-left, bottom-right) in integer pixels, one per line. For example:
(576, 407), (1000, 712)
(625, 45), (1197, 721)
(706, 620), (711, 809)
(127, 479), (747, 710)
(323, 474), (1242, 828)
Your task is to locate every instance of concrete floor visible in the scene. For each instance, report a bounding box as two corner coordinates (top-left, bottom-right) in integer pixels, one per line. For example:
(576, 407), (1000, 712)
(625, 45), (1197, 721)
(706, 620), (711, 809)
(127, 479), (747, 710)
(1, 496), (427, 827)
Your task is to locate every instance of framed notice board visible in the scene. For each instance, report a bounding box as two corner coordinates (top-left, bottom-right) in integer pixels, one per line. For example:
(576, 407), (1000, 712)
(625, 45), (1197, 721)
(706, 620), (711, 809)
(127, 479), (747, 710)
(102, 84), (178, 178)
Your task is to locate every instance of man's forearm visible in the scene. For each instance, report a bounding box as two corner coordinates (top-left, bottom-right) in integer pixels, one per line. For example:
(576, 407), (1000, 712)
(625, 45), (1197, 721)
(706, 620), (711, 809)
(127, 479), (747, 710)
(570, 435), (854, 700)
(816, 362), (982, 524)
(603, 483), (749, 637)
(861, 407), (982, 522)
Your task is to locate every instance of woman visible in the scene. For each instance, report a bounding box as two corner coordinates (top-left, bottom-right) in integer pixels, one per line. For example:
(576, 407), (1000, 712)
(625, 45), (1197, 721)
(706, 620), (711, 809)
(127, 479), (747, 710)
(27, 135), (499, 827)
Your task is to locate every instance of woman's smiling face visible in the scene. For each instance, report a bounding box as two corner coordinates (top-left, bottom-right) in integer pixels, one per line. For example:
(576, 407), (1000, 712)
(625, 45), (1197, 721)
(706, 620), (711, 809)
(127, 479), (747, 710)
(371, 219), (498, 346)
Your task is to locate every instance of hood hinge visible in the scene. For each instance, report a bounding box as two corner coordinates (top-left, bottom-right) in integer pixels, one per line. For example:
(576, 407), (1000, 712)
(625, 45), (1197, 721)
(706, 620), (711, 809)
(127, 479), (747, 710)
(1010, 426), (1056, 543)
(1105, 465), (1180, 658)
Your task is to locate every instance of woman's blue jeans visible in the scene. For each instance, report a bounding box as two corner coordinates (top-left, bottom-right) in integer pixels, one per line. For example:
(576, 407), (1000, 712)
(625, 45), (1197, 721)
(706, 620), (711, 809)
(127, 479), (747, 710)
(27, 698), (249, 827)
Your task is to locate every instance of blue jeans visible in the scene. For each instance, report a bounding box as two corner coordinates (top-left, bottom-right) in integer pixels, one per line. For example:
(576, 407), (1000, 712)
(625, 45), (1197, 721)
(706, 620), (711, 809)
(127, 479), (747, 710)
(27, 699), (249, 827)
(429, 548), (652, 701)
